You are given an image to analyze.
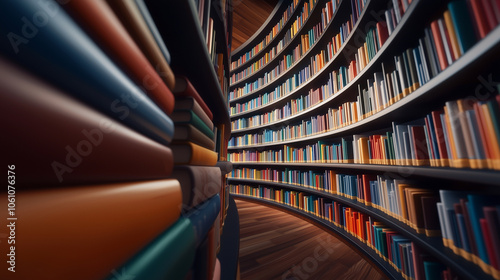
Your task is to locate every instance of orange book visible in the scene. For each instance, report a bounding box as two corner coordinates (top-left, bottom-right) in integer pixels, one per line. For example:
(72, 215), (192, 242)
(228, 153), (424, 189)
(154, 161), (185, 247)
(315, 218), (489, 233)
(443, 10), (462, 60)
(171, 142), (218, 166)
(430, 20), (449, 71)
(481, 104), (500, 161)
(106, 0), (175, 89)
(0, 180), (182, 280)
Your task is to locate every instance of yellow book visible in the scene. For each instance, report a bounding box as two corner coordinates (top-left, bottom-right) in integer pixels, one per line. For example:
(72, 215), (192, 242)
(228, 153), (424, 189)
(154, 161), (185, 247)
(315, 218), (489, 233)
(443, 10), (462, 60)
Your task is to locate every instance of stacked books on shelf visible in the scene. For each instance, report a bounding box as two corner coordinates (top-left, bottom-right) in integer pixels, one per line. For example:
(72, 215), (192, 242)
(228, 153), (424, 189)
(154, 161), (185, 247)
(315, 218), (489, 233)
(0, 0), (232, 279)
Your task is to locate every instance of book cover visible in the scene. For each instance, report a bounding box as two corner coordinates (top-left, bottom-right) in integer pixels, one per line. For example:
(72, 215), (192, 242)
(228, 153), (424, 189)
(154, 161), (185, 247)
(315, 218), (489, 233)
(448, 0), (478, 53)
(170, 166), (222, 211)
(184, 194), (221, 246)
(1, 59), (174, 187)
(469, 0), (492, 38)
(172, 110), (215, 139)
(174, 124), (216, 150)
(174, 75), (214, 120)
(106, 217), (196, 280)
(0, 2), (174, 146)
(443, 10), (462, 59)
(0, 180), (182, 280)
(63, 0), (175, 115)
(421, 196), (441, 236)
(106, 0), (175, 89)
(430, 20), (449, 71)
(171, 142), (218, 166)
(175, 96), (214, 129)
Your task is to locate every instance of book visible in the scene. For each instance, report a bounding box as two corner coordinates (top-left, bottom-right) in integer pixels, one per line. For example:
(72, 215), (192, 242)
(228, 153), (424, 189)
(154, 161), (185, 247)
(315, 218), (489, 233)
(469, 0), (492, 38)
(184, 194), (221, 246)
(106, 0), (175, 89)
(174, 124), (216, 150)
(484, 207), (500, 270)
(0, 179), (182, 280)
(0, 2), (174, 146)
(172, 142), (218, 166)
(448, 0), (478, 54)
(430, 20), (449, 71)
(175, 96), (214, 129)
(63, 0), (175, 115)
(106, 217), (196, 280)
(174, 75), (214, 121)
(0, 58), (174, 187)
(170, 166), (222, 211)
(172, 110), (215, 139)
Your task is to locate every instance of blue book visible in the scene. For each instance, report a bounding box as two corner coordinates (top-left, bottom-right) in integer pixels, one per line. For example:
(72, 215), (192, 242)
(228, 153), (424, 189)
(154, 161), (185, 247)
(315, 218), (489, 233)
(107, 217), (196, 280)
(0, 0), (174, 145)
(456, 213), (471, 253)
(183, 194), (221, 247)
(448, 0), (478, 54)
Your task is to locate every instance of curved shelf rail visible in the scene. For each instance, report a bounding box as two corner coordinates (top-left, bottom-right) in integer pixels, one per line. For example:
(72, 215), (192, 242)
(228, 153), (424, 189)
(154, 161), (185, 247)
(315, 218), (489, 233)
(228, 162), (500, 186)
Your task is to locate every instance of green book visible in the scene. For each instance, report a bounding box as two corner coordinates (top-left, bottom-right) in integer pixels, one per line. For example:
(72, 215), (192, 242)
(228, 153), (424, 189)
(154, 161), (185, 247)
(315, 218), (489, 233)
(107, 217), (196, 280)
(172, 110), (215, 139)
(448, 0), (477, 54)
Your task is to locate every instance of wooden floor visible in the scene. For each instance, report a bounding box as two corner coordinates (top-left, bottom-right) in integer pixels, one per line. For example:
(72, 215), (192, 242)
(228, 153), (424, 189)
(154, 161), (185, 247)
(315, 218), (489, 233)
(235, 199), (388, 280)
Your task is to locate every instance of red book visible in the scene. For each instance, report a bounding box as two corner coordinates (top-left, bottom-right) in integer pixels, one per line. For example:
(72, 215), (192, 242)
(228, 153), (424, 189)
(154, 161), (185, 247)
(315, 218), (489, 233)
(469, 0), (492, 38)
(480, 218), (499, 269)
(484, 207), (500, 269)
(431, 110), (449, 159)
(1, 59), (173, 187)
(411, 126), (430, 160)
(63, 0), (175, 115)
(481, 0), (499, 30)
(430, 20), (449, 70)
(173, 75), (214, 120)
(362, 174), (375, 205)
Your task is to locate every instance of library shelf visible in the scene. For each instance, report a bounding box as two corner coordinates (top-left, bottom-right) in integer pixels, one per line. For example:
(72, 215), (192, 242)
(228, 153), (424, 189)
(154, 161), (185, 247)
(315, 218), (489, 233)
(230, 181), (495, 280)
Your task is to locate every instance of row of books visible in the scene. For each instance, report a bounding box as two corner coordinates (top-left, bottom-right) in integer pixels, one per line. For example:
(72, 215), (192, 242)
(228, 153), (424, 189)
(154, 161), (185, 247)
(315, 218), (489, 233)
(228, 93), (500, 170)
(229, 0), (341, 85)
(228, 19), (384, 103)
(230, 0), (305, 70)
(230, 184), (459, 280)
(1, 1), (228, 279)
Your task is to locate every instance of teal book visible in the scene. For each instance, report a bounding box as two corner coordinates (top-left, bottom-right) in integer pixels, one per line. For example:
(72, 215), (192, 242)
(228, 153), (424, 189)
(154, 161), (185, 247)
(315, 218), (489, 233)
(448, 0), (478, 54)
(107, 217), (196, 280)
(183, 194), (221, 246)
(172, 110), (215, 139)
(423, 261), (445, 280)
(467, 194), (499, 265)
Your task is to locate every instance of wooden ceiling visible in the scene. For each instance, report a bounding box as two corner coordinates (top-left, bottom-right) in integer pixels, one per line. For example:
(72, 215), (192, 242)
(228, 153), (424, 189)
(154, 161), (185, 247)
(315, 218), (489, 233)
(231, 0), (280, 53)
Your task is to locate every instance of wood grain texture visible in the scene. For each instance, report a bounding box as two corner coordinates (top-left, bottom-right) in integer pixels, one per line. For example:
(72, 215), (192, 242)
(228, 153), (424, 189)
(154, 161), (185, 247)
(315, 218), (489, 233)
(231, 0), (279, 52)
(236, 199), (389, 280)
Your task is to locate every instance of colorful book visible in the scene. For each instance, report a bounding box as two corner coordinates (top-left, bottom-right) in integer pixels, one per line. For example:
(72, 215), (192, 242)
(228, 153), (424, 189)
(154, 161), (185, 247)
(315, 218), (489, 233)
(0, 58), (174, 186)
(106, 217), (196, 280)
(448, 0), (478, 54)
(106, 0), (175, 89)
(0, 180), (182, 280)
(171, 142), (218, 166)
(0, 1), (174, 146)
(172, 110), (215, 139)
(184, 194), (221, 246)
(175, 96), (214, 129)
(170, 166), (222, 211)
(63, 0), (175, 115)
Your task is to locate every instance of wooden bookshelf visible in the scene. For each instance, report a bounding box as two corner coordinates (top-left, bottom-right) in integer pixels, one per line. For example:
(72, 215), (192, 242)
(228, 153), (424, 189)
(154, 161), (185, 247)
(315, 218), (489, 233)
(228, 0), (500, 279)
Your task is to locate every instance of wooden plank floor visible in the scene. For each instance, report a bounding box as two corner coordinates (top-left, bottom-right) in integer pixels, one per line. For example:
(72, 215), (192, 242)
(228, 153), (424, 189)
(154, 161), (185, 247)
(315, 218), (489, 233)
(236, 199), (389, 280)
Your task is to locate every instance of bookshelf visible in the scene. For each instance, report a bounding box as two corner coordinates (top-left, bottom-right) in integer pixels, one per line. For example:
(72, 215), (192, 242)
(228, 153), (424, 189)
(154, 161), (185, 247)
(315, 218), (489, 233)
(1, 0), (235, 279)
(229, 0), (500, 279)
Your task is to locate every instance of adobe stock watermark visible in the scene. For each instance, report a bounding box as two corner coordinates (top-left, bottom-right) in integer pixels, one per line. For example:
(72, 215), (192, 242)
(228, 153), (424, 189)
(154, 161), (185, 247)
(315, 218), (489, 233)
(7, 0), (72, 54)
(281, 235), (338, 280)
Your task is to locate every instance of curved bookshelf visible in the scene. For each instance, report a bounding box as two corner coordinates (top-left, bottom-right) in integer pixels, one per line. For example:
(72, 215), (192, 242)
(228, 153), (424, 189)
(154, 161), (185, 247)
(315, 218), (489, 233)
(230, 0), (307, 72)
(228, 162), (500, 187)
(230, 181), (495, 280)
(229, 0), (348, 88)
(228, 24), (500, 141)
(227, 0), (407, 105)
(232, 194), (402, 280)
